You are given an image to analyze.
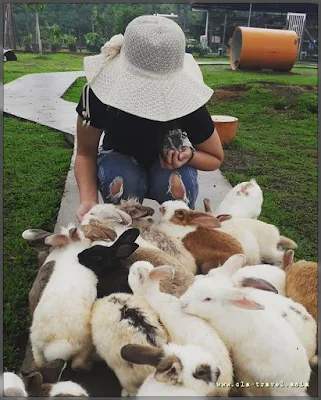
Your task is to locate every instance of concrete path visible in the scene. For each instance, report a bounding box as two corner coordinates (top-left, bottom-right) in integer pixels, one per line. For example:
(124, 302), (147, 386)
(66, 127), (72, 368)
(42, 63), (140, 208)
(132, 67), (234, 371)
(4, 71), (232, 229)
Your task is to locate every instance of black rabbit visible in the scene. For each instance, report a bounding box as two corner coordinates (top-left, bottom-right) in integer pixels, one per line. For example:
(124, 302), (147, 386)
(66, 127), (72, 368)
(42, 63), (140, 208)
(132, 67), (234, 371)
(77, 228), (140, 298)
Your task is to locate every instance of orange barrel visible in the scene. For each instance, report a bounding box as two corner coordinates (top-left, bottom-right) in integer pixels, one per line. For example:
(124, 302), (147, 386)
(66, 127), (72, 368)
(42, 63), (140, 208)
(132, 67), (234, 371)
(230, 26), (299, 72)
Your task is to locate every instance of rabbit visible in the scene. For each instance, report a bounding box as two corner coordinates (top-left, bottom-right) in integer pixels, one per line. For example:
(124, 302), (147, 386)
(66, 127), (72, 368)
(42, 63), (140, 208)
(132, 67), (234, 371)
(179, 254), (311, 397)
(157, 200), (243, 274)
(215, 213), (297, 266)
(211, 179), (263, 219)
(90, 292), (168, 396)
(205, 255), (317, 367)
(21, 226), (110, 378)
(281, 250), (318, 323)
(29, 225), (97, 371)
(77, 228), (194, 298)
(121, 343), (221, 396)
(23, 363), (88, 397)
(116, 198), (197, 274)
(4, 372), (28, 397)
(127, 261), (233, 396)
(204, 197), (297, 266)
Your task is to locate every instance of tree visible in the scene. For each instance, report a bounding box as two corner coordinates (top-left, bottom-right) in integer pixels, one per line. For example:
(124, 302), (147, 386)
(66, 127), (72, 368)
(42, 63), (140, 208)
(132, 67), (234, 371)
(24, 4), (46, 54)
(4, 4), (15, 49)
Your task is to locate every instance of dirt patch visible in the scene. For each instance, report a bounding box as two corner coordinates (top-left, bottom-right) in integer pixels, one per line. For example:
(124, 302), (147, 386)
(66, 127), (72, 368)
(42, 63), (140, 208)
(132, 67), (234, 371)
(220, 147), (260, 175)
(211, 83), (317, 103)
(213, 89), (246, 101)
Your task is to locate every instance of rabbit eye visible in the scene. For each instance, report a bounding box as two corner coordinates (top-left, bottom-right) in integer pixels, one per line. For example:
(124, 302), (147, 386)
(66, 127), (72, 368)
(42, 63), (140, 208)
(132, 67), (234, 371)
(203, 297), (212, 302)
(176, 210), (185, 218)
(92, 255), (102, 262)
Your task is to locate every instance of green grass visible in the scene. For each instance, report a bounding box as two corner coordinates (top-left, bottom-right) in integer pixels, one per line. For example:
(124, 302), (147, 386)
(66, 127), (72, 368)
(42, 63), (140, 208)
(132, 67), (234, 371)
(62, 64), (317, 103)
(3, 117), (73, 370)
(208, 83), (317, 261)
(3, 53), (84, 84)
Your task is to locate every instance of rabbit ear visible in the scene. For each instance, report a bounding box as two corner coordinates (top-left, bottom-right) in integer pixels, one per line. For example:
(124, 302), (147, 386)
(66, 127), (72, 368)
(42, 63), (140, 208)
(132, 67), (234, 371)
(216, 214), (233, 222)
(112, 243), (139, 259)
(24, 371), (43, 393)
(281, 250), (294, 271)
(118, 203), (155, 219)
(221, 254), (246, 276)
(190, 212), (221, 229)
(82, 222), (117, 241)
(115, 209), (133, 225)
(120, 344), (164, 367)
(227, 290), (265, 310)
(22, 229), (53, 247)
(240, 277), (278, 294)
(154, 355), (183, 385)
(149, 265), (175, 282)
(69, 227), (83, 241)
(203, 198), (213, 213)
(112, 230), (140, 258)
(44, 234), (69, 248)
(115, 228), (140, 245)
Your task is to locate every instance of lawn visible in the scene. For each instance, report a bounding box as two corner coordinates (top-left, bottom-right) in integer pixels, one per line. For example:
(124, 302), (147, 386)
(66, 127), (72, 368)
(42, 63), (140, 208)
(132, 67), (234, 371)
(3, 53), (84, 84)
(3, 53), (318, 373)
(4, 54), (76, 371)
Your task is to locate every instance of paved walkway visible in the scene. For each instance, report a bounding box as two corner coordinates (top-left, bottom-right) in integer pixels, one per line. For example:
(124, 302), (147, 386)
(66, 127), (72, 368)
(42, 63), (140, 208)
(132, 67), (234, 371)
(4, 71), (232, 229)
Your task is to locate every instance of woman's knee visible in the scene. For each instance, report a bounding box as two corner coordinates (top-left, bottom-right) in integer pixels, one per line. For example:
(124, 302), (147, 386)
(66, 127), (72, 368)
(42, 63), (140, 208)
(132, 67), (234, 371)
(97, 151), (147, 203)
(149, 164), (198, 208)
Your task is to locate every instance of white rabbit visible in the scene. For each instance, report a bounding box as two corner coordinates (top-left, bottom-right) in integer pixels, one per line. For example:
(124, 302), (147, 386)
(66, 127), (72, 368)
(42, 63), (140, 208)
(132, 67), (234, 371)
(179, 254), (311, 397)
(91, 292), (168, 397)
(217, 216), (297, 266)
(214, 179), (263, 219)
(121, 342), (221, 396)
(128, 261), (233, 396)
(29, 225), (97, 371)
(206, 255), (317, 366)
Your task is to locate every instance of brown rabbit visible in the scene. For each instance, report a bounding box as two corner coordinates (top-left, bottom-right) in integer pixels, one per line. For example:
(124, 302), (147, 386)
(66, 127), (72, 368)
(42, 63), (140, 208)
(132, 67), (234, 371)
(281, 250), (318, 322)
(158, 200), (244, 274)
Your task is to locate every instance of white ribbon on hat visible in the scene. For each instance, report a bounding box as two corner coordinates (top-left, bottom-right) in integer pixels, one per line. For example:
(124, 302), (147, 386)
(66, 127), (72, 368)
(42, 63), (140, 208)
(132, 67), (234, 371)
(100, 34), (124, 61)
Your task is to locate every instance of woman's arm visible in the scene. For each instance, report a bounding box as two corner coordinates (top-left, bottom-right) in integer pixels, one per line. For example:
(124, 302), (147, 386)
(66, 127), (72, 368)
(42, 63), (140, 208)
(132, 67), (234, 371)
(188, 128), (224, 171)
(74, 115), (103, 221)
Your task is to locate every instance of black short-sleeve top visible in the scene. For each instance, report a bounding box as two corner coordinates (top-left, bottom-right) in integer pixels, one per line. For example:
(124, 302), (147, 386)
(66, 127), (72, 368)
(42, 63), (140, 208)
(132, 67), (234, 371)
(76, 84), (214, 169)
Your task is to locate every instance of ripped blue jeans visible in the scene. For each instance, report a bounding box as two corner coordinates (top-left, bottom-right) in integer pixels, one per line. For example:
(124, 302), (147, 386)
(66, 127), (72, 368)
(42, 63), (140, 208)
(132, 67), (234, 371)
(97, 150), (199, 209)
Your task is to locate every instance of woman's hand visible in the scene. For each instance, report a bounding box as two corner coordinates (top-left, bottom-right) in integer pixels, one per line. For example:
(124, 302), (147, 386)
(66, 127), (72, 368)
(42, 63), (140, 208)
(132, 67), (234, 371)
(160, 146), (193, 170)
(77, 200), (98, 223)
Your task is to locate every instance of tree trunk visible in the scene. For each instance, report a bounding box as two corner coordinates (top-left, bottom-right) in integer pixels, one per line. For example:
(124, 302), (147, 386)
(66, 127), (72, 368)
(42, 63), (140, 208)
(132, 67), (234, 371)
(25, 8), (29, 34)
(35, 10), (42, 55)
(5, 4), (16, 50)
(78, 24), (82, 53)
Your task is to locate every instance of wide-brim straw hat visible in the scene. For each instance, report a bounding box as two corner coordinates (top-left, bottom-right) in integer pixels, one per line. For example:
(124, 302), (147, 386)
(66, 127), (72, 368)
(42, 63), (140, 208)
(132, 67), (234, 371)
(83, 15), (214, 122)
